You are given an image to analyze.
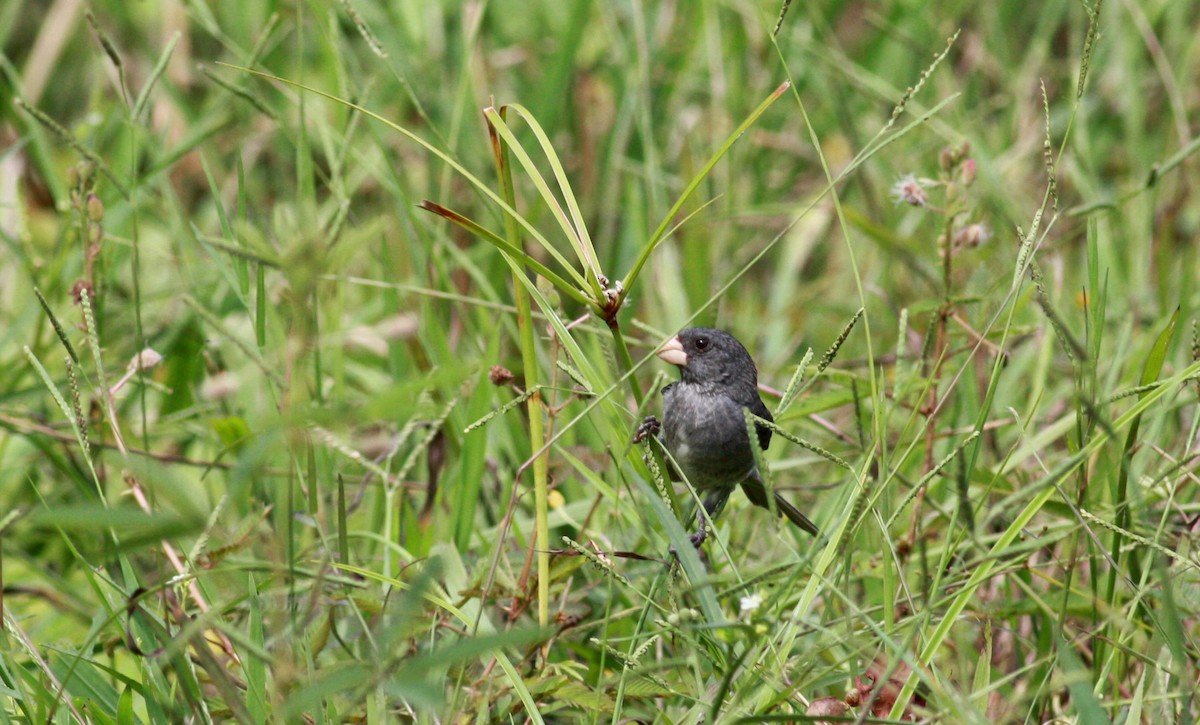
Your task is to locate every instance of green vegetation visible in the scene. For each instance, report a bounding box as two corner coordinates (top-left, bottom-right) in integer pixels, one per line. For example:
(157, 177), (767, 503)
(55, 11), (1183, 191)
(2, 0), (1198, 721)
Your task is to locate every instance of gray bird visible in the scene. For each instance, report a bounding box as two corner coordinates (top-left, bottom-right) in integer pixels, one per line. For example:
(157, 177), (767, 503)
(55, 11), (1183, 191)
(641, 327), (820, 547)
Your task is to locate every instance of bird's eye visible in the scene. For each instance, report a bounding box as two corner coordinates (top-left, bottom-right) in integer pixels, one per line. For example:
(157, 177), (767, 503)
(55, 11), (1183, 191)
(694, 337), (709, 351)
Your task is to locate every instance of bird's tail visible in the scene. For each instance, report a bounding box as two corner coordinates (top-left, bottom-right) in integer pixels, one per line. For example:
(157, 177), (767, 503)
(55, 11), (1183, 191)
(772, 491), (821, 537)
(741, 477), (820, 537)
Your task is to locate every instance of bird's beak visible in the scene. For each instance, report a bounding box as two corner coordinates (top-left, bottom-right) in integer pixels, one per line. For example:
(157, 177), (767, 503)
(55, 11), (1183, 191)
(657, 336), (688, 367)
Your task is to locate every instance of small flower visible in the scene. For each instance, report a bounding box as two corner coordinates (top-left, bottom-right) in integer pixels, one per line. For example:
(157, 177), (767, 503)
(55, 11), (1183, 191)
(954, 222), (992, 249)
(110, 348), (165, 395)
(890, 174), (929, 206)
(739, 593), (764, 615)
(128, 347), (164, 372)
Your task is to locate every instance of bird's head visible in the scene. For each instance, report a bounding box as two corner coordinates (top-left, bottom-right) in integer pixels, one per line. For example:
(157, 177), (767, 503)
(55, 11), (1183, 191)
(657, 327), (758, 387)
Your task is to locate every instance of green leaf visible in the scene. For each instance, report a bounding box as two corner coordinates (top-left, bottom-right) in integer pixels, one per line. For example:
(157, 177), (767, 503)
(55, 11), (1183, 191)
(1054, 629), (1111, 724)
(211, 415), (253, 451)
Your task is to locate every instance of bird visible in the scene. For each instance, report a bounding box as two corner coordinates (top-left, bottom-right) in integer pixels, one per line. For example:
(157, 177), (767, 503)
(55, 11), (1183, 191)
(638, 327), (820, 547)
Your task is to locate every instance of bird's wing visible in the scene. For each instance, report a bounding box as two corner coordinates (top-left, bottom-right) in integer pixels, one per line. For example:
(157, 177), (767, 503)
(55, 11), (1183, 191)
(749, 392), (773, 451)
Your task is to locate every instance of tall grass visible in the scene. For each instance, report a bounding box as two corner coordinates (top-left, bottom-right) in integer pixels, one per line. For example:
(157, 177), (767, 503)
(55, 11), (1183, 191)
(2, 0), (1199, 722)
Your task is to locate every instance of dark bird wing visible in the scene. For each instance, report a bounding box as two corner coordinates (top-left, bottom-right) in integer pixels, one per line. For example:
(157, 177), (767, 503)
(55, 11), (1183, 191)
(748, 391), (773, 451)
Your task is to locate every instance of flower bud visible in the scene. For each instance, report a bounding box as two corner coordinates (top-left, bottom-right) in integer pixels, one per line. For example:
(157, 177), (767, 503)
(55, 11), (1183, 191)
(960, 158), (977, 186)
(489, 365), (514, 385)
(954, 222), (992, 249)
(86, 193), (105, 222)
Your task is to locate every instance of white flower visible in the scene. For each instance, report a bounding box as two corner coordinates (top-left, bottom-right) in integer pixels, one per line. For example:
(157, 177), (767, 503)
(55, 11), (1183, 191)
(740, 593), (764, 615)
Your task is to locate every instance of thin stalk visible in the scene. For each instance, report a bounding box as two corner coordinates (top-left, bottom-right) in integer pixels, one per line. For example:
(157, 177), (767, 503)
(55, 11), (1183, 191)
(607, 321), (643, 408)
(487, 107), (550, 628)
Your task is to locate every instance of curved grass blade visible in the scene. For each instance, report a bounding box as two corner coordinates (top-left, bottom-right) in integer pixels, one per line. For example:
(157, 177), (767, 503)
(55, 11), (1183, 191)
(220, 64), (588, 292)
(485, 105), (602, 296)
(418, 201), (595, 310)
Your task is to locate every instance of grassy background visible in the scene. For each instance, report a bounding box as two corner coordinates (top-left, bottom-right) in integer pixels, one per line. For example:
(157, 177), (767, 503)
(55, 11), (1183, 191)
(3, 0), (1199, 722)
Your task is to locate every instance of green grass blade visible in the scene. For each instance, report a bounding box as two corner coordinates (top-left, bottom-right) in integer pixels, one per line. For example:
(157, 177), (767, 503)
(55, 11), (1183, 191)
(617, 81), (791, 306)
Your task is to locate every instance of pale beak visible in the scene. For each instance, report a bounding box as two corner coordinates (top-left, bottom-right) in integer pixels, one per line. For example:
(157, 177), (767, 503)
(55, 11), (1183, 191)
(656, 336), (688, 367)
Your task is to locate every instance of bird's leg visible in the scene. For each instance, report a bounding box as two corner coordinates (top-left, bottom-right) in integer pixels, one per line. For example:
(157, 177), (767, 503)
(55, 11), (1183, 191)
(671, 491), (721, 554)
(688, 489), (731, 548)
(633, 415), (661, 444)
(688, 508), (708, 548)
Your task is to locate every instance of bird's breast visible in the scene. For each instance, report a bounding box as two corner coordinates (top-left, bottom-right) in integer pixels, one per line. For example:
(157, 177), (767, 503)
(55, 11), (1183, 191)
(661, 383), (757, 488)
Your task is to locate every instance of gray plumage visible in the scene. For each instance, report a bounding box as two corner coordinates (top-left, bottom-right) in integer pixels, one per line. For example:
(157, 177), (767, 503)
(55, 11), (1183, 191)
(654, 327), (819, 542)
